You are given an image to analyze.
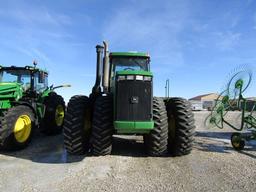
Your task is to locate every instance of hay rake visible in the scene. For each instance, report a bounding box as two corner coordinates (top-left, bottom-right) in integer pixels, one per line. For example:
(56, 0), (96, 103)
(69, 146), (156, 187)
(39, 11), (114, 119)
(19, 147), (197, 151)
(205, 66), (256, 150)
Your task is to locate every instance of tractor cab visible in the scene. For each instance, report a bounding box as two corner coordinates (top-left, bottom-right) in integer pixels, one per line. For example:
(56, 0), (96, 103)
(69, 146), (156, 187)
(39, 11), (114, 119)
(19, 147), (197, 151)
(0, 66), (48, 95)
(109, 52), (151, 91)
(110, 52), (150, 73)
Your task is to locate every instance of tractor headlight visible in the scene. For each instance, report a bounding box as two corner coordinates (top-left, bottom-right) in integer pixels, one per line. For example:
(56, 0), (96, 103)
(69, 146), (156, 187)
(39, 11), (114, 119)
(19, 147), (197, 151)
(117, 75), (126, 81)
(135, 75), (143, 81)
(126, 75), (134, 80)
(144, 76), (152, 81)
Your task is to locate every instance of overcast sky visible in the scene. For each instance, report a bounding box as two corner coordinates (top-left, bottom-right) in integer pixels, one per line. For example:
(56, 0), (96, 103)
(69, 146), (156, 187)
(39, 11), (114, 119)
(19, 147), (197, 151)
(0, 0), (255, 101)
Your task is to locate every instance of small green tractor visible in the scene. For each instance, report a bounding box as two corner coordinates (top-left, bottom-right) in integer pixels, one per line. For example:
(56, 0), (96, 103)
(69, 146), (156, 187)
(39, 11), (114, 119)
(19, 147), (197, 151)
(64, 41), (195, 156)
(0, 63), (68, 150)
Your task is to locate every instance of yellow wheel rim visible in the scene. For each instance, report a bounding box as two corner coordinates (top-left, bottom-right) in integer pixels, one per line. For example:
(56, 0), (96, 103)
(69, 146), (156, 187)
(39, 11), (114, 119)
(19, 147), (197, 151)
(55, 105), (65, 126)
(233, 142), (240, 148)
(14, 115), (32, 143)
(232, 136), (241, 148)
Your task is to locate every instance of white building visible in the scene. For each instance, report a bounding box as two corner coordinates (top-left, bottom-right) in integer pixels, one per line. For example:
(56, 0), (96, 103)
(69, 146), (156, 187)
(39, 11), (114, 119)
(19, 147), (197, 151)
(189, 93), (220, 111)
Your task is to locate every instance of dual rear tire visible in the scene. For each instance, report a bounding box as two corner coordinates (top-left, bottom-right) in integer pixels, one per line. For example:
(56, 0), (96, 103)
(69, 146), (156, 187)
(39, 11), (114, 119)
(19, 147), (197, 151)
(63, 95), (113, 156)
(144, 97), (195, 156)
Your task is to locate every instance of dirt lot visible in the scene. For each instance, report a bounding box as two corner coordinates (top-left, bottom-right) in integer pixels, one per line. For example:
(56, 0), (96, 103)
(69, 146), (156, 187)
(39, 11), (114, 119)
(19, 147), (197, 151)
(0, 111), (255, 192)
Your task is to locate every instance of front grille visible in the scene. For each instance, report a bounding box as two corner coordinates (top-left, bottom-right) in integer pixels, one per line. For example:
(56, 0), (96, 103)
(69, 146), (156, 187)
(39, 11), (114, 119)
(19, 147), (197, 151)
(115, 79), (152, 121)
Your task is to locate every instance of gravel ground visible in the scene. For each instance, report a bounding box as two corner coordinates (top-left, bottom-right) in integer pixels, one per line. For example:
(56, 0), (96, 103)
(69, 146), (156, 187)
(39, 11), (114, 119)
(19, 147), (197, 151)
(0, 111), (255, 192)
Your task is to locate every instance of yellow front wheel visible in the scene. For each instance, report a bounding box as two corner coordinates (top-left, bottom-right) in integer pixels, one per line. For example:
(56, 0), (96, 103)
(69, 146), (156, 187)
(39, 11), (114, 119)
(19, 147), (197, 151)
(0, 105), (34, 150)
(14, 115), (32, 143)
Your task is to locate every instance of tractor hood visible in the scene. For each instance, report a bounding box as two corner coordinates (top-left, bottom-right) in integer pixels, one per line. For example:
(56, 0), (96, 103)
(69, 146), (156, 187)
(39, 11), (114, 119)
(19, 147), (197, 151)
(0, 83), (23, 100)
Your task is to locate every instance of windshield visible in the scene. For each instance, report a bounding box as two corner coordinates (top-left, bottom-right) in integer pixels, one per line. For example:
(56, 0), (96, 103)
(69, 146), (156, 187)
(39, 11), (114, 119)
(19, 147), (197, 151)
(112, 57), (149, 73)
(0, 69), (31, 90)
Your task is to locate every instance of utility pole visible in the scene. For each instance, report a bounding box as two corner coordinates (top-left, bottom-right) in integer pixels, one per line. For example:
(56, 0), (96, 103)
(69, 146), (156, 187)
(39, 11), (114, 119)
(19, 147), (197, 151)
(165, 79), (170, 98)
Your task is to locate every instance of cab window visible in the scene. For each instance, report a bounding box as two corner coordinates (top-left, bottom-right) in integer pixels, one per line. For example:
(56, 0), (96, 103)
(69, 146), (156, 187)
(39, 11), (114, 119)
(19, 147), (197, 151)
(112, 57), (149, 74)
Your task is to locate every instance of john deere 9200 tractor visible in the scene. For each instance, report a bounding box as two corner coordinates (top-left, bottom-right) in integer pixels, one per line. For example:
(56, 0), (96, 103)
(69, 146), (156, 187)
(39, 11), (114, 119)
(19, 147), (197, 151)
(0, 63), (68, 150)
(64, 42), (195, 156)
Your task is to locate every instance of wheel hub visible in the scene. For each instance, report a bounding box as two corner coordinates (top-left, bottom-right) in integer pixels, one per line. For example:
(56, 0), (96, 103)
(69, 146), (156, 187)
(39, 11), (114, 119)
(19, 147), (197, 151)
(232, 135), (241, 148)
(55, 105), (64, 126)
(14, 115), (32, 143)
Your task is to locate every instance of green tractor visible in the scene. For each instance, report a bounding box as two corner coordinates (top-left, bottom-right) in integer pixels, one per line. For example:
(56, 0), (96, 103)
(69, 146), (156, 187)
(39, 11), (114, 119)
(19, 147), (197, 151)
(64, 41), (195, 156)
(0, 63), (69, 150)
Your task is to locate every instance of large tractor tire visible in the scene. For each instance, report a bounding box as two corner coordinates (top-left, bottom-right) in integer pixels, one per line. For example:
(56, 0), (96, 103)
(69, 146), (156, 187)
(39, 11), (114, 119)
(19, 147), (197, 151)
(0, 105), (35, 150)
(40, 92), (65, 135)
(166, 97), (195, 156)
(144, 97), (168, 156)
(91, 95), (113, 156)
(63, 95), (92, 155)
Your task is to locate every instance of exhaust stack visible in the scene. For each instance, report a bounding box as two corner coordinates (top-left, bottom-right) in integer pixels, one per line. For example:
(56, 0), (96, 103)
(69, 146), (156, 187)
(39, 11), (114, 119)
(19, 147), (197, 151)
(92, 45), (104, 94)
(102, 41), (110, 93)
